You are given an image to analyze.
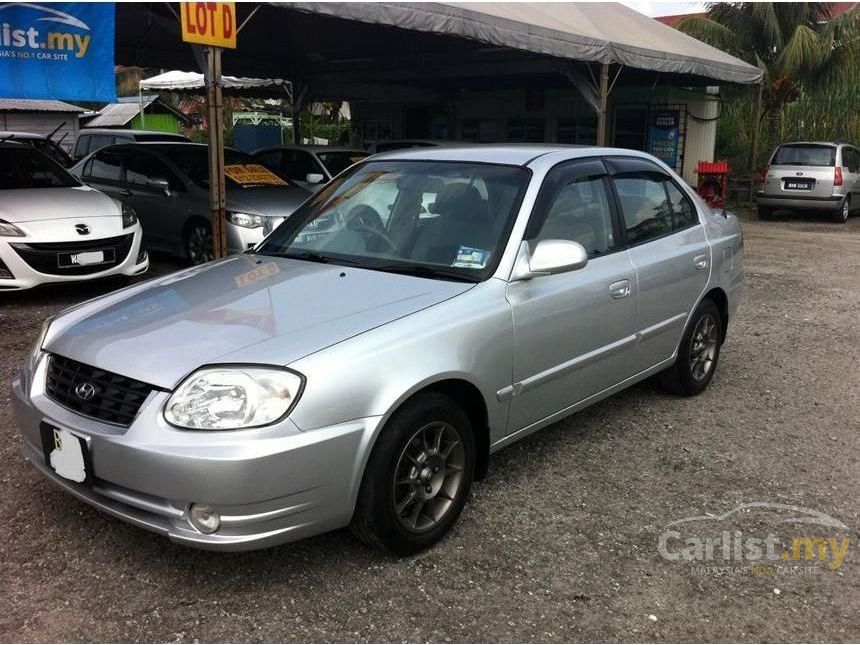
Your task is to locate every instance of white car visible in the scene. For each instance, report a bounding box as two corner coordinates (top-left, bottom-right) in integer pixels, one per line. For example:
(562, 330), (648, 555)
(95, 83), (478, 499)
(0, 142), (149, 291)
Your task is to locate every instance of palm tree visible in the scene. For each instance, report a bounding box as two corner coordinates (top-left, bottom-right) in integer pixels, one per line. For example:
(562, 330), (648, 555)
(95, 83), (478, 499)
(677, 3), (859, 150)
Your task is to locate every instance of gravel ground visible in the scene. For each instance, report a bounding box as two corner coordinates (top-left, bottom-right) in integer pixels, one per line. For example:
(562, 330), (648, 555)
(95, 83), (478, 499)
(0, 211), (858, 643)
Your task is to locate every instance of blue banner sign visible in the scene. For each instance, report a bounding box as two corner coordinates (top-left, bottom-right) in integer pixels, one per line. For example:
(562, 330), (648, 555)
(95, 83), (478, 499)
(649, 110), (680, 169)
(0, 3), (116, 101)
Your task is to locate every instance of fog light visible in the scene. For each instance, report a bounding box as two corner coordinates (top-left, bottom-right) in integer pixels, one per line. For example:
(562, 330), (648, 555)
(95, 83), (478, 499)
(188, 503), (220, 534)
(136, 247), (148, 264)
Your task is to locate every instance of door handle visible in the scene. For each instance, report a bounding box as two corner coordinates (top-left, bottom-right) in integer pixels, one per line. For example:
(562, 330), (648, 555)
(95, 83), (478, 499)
(609, 279), (631, 299)
(693, 254), (708, 270)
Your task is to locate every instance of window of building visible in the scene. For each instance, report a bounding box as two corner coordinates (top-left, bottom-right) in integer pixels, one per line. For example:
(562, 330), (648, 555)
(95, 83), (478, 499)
(506, 118), (544, 143)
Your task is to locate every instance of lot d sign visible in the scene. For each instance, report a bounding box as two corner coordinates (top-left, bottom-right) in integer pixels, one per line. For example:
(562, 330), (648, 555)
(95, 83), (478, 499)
(181, 2), (236, 49)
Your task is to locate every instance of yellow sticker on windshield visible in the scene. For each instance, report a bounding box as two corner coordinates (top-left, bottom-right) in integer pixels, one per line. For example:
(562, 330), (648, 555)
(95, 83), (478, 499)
(224, 164), (288, 187)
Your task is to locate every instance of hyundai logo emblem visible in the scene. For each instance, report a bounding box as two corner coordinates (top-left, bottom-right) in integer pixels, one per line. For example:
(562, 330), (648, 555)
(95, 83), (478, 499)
(74, 382), (97, 401)
(75, 223), (91, 235)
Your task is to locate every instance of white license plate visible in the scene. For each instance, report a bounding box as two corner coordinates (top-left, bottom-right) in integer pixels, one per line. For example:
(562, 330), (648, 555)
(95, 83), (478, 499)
(72, 251), (105, 266)
(41, 424), (88, 483)
(784, 180), (813, 190)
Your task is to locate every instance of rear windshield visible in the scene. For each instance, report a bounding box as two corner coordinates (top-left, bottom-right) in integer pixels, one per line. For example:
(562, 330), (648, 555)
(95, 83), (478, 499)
(0, 147), (80, 189)
(772, 144), (836, 167)
(317, 150), (368, 176)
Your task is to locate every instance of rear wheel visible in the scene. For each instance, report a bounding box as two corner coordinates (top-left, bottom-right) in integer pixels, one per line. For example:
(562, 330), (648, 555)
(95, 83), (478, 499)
(832, 196), (850, 223)
(660, 299), (722, 396)
(185, 220), (214, 265)
(351, 392), (475, 555)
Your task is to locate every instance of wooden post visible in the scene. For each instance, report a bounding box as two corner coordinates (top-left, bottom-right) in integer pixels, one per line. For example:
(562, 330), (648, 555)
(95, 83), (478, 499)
(205, 46), (227, 259)
(747, 80), (764, 205)
(596, 63), (610, 146)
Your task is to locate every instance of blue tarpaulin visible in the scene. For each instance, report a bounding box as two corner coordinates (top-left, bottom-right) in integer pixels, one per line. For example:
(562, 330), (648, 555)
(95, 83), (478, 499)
(0, 2), (116, 101)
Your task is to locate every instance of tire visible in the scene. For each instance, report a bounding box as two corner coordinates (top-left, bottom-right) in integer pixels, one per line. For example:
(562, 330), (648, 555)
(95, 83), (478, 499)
(184, 219), (214, 265)
(351, 392), (475, 555)
(757, 205), (773, 220)
(660, 298), (722, 396)
(832, 196), (850, 223)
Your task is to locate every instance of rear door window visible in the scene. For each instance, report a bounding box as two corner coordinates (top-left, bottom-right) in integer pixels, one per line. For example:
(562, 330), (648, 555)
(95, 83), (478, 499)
(88, 149), (123, 183)
(772, 144), (836, 167)
(124, 149), (182, 191)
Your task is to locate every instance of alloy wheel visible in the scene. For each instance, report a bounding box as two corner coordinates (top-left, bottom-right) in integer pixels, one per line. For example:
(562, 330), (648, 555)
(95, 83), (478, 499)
(392, 421), (466, 532)
(188, 224), (214, 264)
(689, 313), (718, 381)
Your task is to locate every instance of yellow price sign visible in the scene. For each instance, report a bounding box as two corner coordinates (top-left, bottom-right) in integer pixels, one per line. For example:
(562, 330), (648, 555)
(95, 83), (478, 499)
(181, 2), (237, 49)
(224, 164), (288, 187)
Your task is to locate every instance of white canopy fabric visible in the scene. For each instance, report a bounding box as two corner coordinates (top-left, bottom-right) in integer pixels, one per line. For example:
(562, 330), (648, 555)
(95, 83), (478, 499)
(279, 1), (762, 85)
(140, 70), (290, 92)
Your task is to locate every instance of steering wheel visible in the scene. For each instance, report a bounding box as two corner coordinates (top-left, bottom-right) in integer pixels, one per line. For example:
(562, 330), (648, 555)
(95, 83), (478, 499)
(350, 224), (399, 255)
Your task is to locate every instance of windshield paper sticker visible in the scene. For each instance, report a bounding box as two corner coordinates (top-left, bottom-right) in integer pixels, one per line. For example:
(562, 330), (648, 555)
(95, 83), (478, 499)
(224, 164), (287, 187)
(452, 246), (490, 269)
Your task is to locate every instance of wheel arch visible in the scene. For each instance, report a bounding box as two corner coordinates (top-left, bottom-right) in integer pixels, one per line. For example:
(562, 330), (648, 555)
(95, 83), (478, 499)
(181, 215), (211, 259)
(701, 286), (729, 343)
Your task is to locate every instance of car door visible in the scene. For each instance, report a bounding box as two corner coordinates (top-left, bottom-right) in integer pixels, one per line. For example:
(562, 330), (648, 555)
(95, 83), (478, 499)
(506, 159), (638, 432)
(121, 148), (188, 253)
(606, 157), (710, 372)
(843, 147), (860, 199)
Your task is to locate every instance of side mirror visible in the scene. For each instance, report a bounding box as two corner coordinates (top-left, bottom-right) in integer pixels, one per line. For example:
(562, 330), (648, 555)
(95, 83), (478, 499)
(147, 177), (171, 196)
(306, 172), (325, 185)
(511, 239), (588, 281)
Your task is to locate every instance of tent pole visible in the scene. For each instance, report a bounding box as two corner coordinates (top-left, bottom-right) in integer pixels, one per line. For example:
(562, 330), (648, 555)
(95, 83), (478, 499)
(748, 80), (763, 205)
(597, 63), (609, 146)
(139, 82), (145, 129)
(206, 46), (227, 260)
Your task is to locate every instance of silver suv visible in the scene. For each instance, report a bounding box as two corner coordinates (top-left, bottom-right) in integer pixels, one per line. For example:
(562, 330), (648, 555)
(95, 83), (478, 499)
(756, 142), (859, 223)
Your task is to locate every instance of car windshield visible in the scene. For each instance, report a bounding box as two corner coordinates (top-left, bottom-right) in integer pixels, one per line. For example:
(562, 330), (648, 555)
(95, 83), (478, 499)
(160, 146), (287, 188)
(0, 147), (80, 189)
(257, 160), (530, 281)
(317, 150), (368, 177)
(772, 144), (836, 167)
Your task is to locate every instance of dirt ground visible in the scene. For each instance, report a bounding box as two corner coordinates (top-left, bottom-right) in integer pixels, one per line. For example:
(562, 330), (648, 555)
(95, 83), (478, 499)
(0, 211), (858, 643)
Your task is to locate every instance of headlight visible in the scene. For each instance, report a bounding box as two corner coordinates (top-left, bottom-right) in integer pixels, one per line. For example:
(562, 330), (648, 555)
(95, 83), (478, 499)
(121, 203), (137, 228)
(164, 367), (303, 430)
(0, 219), (25, 237)
(226, 211), (264, 229)
(28, 316), (53, 372)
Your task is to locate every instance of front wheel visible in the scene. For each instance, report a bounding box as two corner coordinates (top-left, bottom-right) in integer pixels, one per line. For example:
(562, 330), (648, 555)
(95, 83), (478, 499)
(660, 298), (722, 396)
(185, 220), (214, 265)
(351, 392), (475, 555)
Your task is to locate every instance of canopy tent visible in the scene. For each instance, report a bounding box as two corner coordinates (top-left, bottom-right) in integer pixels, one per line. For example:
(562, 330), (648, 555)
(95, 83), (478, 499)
(116, 2), (762, 93)
(139, 70), (292, 99)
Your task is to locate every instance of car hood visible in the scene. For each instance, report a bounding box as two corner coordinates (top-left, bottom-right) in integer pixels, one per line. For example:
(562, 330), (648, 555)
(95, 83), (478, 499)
(226, 184), (311, 219)
(46, 254), (472, 389)
(0, 186), (118, 222)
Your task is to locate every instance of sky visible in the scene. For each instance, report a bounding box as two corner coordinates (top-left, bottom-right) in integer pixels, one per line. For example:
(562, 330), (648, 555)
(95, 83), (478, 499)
(618, 1), (706, 17)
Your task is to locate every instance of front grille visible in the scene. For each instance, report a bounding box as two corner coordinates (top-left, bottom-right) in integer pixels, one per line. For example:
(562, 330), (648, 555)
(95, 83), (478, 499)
(10, 233), (133, 276)
(45, 354), (156, 426)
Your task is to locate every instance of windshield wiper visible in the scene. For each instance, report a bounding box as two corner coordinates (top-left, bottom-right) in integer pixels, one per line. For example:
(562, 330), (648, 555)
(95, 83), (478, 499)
(267, 250), (361, 266)
(368, 264), (479, 283)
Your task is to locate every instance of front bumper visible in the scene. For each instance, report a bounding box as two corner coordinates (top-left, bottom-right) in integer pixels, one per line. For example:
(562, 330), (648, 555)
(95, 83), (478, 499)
(0, 227), (148, 291)
(755, 193), (845, 211)
(12, 357), (380, 551)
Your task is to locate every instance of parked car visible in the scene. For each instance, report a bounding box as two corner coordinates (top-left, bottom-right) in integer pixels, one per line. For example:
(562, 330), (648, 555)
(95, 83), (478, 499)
(14, 145), (743, 554)
(252, 145), (369, 192)
(72, 129), (189, 162)
(0, 131), (74, 167)
(0, 142), (148, 291)
(71, 142), (311, 263)
(756, 141), (859, 222)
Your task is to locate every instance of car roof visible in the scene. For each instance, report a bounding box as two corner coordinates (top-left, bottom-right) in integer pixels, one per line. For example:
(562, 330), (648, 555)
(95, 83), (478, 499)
(775, 141), (843, 147)
(369, 144), (650, 167)
(254, 145), (367, 154)
(80, 128), (187, 137)
(0, 131), (45, 140)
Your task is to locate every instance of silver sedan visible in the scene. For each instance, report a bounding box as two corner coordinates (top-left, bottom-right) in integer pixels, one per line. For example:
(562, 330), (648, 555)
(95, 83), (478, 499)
(13, 145), (743, 554)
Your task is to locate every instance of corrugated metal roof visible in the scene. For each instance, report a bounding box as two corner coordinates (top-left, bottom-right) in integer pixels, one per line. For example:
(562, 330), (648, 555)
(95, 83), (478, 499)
(85, 103), (142, 127)
(0, 99), (85, 113)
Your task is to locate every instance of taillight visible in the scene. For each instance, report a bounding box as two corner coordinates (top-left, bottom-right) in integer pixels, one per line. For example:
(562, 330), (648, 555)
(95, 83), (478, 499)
(834, 166), (843, 186)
